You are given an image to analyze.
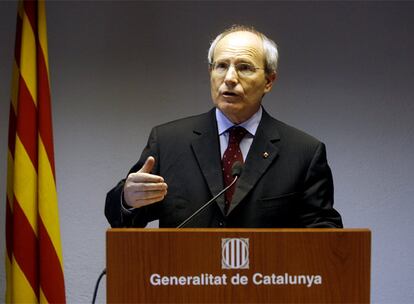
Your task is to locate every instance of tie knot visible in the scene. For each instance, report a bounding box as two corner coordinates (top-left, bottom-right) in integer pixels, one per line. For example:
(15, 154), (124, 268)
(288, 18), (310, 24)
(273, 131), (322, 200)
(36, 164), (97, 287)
(228, 126), (247, 144)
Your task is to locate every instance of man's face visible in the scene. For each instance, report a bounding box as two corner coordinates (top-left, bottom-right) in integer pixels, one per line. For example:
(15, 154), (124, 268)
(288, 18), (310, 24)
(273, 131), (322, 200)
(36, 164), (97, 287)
(210, 31), (276, 124)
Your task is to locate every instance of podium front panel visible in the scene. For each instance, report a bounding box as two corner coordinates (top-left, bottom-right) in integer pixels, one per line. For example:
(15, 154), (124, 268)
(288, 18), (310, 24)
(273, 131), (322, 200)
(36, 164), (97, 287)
(107, 228), (370, 303)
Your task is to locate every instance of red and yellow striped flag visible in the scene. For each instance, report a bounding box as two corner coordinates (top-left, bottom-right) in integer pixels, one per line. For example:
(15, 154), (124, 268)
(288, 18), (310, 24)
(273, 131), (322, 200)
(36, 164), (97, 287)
(5, 1), (66, 303)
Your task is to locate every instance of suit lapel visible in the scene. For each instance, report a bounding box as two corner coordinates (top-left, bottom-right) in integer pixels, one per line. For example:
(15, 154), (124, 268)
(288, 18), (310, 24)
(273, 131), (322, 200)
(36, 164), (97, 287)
(228, 110), (281, 214)
(190, 110), (227, 214)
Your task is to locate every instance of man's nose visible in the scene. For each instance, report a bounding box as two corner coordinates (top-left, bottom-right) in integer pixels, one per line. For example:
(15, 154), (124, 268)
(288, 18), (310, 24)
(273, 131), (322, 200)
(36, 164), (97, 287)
(224, 65), (238, 87)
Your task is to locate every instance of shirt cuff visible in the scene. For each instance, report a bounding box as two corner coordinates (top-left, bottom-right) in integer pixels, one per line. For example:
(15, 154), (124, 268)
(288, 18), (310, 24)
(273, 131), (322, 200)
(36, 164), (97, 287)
(120, 189), (137, 214)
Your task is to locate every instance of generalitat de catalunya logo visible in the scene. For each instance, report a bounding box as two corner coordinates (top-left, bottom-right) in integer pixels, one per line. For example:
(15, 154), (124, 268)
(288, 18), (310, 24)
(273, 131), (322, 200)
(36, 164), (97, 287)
(221, 238), (249, 269)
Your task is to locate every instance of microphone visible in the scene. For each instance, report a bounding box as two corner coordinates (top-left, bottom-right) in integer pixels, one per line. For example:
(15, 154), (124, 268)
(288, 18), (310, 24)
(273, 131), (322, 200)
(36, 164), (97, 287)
(231, 161), (243, 178)
(177, 161), (243, 228)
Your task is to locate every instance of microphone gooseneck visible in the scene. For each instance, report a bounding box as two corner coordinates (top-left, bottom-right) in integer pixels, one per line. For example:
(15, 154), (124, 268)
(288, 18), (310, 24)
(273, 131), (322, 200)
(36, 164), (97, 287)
(176, 162), (243, 228)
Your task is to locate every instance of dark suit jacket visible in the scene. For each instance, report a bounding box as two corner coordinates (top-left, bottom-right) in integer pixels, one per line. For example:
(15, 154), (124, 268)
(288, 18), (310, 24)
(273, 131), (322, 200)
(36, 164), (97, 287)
(105, 108), (343, 228)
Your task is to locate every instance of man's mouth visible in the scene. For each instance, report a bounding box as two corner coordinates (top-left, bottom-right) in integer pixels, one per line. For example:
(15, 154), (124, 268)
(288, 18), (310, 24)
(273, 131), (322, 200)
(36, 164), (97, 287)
(222, 91), (239, 97)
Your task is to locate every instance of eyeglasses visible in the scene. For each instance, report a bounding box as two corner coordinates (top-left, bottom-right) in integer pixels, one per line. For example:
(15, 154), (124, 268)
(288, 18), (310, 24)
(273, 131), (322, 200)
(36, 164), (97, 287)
(210, 61), (264, 77)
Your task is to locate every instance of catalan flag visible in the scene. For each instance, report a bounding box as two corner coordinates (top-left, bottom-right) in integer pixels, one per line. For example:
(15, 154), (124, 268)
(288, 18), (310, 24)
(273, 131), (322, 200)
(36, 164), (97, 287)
(5, 1), (66, 303)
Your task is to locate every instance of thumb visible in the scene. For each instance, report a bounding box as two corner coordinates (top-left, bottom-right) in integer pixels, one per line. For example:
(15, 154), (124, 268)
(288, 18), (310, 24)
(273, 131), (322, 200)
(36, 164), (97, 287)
(138, 156), (155, 174)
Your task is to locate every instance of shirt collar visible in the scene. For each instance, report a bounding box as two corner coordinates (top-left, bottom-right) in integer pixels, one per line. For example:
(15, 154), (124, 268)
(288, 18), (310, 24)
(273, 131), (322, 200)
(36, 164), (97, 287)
(216, 106), (262, 136)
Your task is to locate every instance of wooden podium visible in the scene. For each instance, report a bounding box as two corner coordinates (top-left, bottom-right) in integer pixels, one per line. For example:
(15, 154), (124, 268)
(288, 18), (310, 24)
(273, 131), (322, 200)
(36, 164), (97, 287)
(107, 228), (370, 303)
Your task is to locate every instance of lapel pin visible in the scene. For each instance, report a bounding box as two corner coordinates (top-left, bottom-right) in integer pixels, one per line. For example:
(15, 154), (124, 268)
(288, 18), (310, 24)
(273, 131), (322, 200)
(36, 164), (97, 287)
(263, 152), (269, 159)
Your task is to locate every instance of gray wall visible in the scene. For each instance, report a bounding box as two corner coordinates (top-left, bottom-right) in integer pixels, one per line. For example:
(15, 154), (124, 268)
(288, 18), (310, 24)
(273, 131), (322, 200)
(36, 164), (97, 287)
(1, 1), (413, 303)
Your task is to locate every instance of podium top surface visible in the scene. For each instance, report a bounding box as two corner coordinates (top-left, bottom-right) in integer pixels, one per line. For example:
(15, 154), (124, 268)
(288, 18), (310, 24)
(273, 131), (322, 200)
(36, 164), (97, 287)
(107, 228), (370, 234)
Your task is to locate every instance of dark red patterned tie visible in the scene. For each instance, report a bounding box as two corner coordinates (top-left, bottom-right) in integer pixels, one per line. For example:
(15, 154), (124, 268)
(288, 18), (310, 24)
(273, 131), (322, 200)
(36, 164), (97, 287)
(222, 126), (247, 213)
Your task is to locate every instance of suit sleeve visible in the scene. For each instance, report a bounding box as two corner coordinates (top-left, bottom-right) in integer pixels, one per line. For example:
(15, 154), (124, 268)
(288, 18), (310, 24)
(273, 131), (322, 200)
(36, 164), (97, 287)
(104, 127), (163, 227)
(298, 143), (343, 228)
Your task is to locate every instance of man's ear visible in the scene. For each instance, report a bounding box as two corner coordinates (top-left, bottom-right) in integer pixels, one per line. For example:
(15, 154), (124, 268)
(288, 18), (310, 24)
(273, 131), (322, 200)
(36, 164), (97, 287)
(264, 72), (277, 93)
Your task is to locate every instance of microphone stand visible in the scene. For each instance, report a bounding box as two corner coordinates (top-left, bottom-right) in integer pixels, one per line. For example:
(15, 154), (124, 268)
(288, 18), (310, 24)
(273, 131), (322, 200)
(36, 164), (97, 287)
(176, 175), (239, 228)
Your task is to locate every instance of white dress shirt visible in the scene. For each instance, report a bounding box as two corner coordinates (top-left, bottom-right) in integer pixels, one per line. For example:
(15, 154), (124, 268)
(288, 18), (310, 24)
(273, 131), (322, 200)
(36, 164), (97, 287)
(215, 107), (262, 161)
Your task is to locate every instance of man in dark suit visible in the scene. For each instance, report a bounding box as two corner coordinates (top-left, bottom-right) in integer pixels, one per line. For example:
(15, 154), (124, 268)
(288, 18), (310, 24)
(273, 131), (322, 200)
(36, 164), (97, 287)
(105, 26), (343, 228)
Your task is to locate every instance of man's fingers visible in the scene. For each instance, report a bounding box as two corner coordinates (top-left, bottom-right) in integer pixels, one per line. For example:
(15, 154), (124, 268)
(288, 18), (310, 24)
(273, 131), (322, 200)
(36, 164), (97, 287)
(128, 172), (164, 183)
(124, 186), (167, 208)
(124, 181), (168, 193)
(123, 181), (167, 207)
(124, 156), (167, 208)
(129, 196), (166, 208)
(138, 156), (155, 174)
(132, 182), (168, 192)
(131, 189), (167, 200)
(124, 182), (167, 195)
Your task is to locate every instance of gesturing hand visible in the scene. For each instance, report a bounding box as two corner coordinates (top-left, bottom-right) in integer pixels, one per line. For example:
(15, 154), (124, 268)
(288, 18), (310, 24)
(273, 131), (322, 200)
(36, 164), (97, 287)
(123, 156), (168, 208)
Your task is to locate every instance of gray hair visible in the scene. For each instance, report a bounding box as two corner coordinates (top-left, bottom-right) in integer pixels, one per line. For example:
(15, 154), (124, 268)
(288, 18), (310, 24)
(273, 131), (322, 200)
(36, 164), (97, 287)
(207, 25), (279, 75)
